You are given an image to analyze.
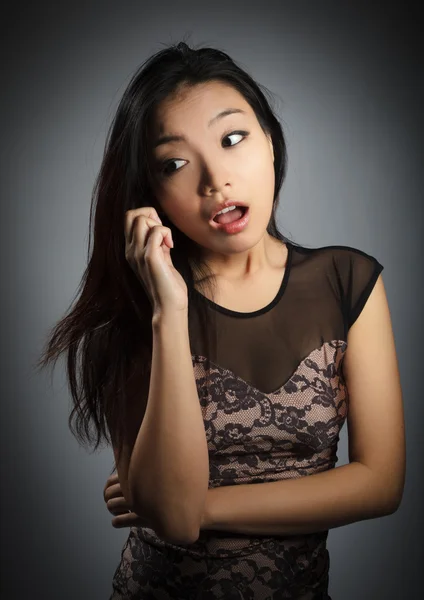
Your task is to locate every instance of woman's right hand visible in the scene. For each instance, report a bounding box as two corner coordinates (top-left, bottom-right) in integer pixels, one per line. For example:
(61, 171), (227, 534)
(124, 207), (188, 316)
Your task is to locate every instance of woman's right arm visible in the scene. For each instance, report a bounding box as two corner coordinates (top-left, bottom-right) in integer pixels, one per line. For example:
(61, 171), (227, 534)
(113, 207), (209, 545)
(125, 309), (210, 545)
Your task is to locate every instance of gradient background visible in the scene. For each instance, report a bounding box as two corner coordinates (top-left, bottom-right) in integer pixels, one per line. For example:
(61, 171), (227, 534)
(1, 1), (423, 598)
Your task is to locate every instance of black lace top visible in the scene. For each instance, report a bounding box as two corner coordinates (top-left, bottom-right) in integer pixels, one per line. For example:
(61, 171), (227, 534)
(110, 240), (384, 600)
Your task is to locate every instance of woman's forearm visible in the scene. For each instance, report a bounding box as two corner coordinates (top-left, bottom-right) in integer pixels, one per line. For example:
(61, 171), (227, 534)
(128, 310), (209, 544)
(201, 462), (399, 536)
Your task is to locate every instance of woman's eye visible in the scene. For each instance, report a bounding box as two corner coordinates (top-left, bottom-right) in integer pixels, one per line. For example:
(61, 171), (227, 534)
(160, 130), (249, 177)
(161, 159), (186, 177)
(222, 130), (249, 147)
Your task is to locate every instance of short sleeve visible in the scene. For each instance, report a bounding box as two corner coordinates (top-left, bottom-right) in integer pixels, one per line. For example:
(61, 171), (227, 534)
(342, 247), (384, 330)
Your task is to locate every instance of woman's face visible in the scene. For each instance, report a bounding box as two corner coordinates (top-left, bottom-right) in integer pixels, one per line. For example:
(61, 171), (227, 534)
(150, 80), (275, 260)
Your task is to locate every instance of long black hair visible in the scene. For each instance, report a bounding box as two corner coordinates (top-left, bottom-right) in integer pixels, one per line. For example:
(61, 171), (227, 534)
(34, 38), (299, 473)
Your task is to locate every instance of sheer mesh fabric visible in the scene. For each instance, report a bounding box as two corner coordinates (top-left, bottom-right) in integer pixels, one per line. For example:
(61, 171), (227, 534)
(110, 241), (384, 599)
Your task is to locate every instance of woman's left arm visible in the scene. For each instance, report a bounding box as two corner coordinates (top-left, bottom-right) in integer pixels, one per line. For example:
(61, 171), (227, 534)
(201, 275), (406, 536)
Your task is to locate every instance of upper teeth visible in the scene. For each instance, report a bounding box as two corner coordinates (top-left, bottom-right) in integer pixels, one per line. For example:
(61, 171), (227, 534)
(215, 205), (237, 216)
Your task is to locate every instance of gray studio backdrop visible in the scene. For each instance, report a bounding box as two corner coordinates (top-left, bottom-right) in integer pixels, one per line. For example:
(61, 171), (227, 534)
(1, 1), (422, 599)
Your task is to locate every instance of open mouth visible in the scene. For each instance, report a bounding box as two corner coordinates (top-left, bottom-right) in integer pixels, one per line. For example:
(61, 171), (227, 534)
(211, 205), (248, 223)
(209, 205), (250, 233)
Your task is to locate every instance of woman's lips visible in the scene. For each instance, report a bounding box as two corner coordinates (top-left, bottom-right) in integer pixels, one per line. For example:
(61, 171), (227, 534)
(209, 205), (248, 223)
(208, 206), (250, 234)
(209, 202), (250, 222)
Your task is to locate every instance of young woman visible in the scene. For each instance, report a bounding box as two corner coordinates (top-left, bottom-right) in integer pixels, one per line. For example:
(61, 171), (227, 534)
(37, 41), (405, 599)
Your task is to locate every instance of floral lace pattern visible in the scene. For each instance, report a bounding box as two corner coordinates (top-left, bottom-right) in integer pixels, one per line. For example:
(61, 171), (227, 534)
(109, 340), (346, 598)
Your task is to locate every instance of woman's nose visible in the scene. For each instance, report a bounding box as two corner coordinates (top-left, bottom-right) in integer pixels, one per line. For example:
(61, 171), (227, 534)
(200, 159), (233, 195)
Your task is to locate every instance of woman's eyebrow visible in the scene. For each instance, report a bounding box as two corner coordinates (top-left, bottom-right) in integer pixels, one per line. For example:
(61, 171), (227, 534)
(153, 108), (246, 148)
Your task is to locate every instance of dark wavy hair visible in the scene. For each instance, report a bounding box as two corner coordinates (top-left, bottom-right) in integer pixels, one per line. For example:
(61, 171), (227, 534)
(34, 38), (299, 473)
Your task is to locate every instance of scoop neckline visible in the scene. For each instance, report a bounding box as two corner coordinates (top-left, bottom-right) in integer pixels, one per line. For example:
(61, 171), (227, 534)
(193, 241), (293, 318)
